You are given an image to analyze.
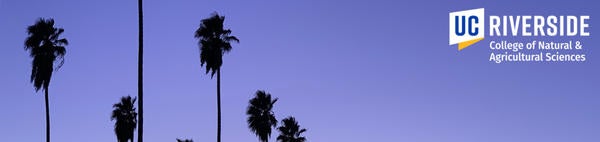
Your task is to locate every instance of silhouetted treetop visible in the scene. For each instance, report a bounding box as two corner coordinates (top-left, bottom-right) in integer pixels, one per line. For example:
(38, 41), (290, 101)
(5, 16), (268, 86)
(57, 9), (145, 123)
(247, 90), (278, 142)
(112, 96), (138, 142)
(277, 117), (307, 142)
(194, 13), (239, 77)
(24, 18), (68, 91)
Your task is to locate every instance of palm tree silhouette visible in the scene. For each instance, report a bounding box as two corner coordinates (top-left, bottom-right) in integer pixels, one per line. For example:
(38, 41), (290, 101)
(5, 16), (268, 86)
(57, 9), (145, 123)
(276, 117), (307, 142)
(194, 13), (239, 142)
(24, 18), (68, 142)
(246, 90), (278, 142)
(111, 96), (138, 142)
(136, 0), (144, 141)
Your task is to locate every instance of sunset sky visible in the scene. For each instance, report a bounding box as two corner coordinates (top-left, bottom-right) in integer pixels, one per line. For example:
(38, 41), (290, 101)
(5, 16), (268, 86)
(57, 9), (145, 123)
(1, 0), (598, 141)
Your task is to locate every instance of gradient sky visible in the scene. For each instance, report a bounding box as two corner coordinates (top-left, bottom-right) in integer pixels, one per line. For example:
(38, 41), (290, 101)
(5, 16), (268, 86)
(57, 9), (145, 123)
(1, 0), (598, 142)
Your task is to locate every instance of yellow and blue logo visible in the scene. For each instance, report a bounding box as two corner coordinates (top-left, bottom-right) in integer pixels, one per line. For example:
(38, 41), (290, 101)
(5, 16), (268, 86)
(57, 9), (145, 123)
(449, 8), (485, 51)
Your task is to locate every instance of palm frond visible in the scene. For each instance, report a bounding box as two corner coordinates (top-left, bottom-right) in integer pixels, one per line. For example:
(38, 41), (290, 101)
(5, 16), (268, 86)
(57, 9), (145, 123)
(194, 13), (239, 78)
(247, 90), (278, 142)
(277, 117), (307, 142)
(111, 96), (138, 142)
(24, 18), (68, 92)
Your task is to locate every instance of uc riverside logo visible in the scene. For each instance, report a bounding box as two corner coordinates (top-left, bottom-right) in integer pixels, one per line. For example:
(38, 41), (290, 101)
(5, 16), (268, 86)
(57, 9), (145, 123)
(448, 8), (591, 64)
(449, 8), (485, 51)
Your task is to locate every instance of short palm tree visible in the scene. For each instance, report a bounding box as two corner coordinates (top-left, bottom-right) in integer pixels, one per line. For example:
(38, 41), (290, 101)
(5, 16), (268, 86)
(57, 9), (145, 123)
(194, 13), (239, 142)
(277, 117), (307, 142)
(111, 96), (138, 142)
(247, 90), (278, 142)
(24, 18), (68, 142)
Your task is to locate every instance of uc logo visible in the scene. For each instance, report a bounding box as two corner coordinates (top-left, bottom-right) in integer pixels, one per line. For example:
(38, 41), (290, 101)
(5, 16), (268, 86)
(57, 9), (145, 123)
(449, 8), (485, 51)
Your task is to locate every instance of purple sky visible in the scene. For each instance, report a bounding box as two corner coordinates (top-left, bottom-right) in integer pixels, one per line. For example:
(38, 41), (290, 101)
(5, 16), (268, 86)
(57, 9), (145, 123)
(1, 0), (598, 142)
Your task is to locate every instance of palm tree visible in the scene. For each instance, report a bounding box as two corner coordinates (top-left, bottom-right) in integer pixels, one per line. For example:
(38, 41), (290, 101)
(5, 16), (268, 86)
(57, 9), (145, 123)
(24, 18), (68, 142)
(246, 90), (278, 142)
(111, 96), (138, 142)
(137, 0), (144, 141)
(276, 117), (307, 142)
(194, 13), (239, 142)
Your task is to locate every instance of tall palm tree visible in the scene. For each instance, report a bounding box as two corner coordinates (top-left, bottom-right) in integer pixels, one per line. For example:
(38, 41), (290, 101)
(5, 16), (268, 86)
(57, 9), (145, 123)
(246, 90), (278, 142)
(194, 13), (239, 142)
(276, 117), (307, 142)
(137, 0), (144, 141)
(24, 18), (68, 142)
(111, 96), (138, 142)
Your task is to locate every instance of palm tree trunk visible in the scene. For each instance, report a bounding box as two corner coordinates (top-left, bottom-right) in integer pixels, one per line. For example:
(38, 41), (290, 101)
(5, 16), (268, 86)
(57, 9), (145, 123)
(137, 0), (144, 142)
(45, 88), (50, 142)
(217, 69), (221, 142)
